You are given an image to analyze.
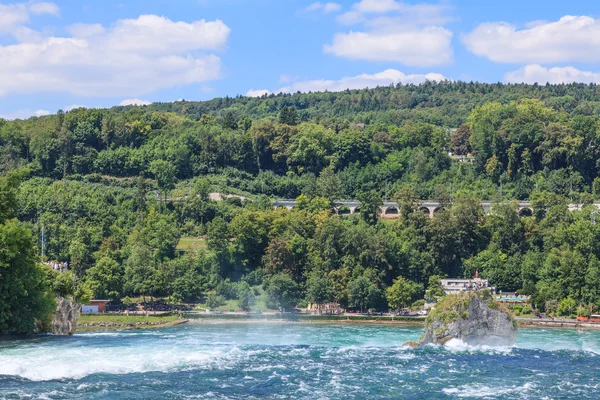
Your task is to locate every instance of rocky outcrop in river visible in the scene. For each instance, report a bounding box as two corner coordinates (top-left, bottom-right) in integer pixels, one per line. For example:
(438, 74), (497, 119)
(419, 291), (517, 347)
(51, 296), (80, 336)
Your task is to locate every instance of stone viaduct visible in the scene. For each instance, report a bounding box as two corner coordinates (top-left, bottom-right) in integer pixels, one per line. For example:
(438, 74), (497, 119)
(272, 199), (594, 218)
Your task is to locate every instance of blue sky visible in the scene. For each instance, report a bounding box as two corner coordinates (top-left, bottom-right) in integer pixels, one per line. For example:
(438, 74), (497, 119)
(2, 0), (600, 119)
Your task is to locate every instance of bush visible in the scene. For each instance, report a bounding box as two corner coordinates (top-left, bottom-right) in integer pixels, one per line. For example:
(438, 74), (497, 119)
(412, 299), (425, 308)
(237, 282), (256, 311)
(216, 279), (239, 300)
(206, 294), (226, 310)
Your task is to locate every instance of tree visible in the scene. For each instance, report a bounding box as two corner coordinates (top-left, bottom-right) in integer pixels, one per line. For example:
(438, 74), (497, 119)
(329, 267), (350, 308)
(449, 124), (472, 155)
(264, 273), (300, 312)
(0, 220), (56, 334)
(316, 165), (343, 206)
(150, 159), (176, 203)
(0, 172), (55, 334)
(425, 275), (446, 301)
(124, 244), (155, 301)
(386, 277), (422, 312)
(558, 297), (577, 317)
(237, 281), (256, 311)
(262, 238), (295, 276)
(348, 275), (380, 312)
(206, 293), (226, 310)
(86, 256), (123, 301)
(395, 185), (420, 219)
(278, 106), (298, 126)
(306, 271), (333, 312)
(356, 190), (383, 225)
(222, 110), (238, 130)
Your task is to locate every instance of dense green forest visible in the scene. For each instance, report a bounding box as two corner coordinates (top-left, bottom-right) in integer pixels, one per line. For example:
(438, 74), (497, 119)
(3, 81), (600, 333)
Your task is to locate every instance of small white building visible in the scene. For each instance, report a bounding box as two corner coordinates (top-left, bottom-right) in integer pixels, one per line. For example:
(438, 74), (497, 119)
(440, 278), (492, 295)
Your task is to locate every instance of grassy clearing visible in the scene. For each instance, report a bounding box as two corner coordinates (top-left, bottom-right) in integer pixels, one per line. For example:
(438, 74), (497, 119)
(77, 314), (180, 332)
(176, 237), (207, 252)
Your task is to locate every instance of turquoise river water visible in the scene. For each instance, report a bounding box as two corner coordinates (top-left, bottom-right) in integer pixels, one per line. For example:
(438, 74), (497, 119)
(0, 322), (599, 399)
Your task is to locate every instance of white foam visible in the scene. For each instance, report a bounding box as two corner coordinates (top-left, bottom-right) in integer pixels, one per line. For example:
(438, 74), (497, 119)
(0, 343), (241, 381)
(443, 338), (514, 354)
(443, 382), (535, 397)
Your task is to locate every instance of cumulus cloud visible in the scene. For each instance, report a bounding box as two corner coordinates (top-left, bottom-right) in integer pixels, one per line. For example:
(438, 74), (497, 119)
(326, 1), (454, 66)
(246, 89), (271, 97)
(463, 16), (600, 63)
(253, 69), (447, 95)
(304, 2), (341, 14)
(119, 99), (152, 106)
(0, 2), (58, 34)
(505, 64), (600, 84)
(324, 27), (452, 66)
(0, 109), (50, 120)
(0, 12), (230, 97)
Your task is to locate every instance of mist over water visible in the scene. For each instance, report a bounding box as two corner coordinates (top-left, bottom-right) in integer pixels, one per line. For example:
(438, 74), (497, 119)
(0, 323), (599, 399)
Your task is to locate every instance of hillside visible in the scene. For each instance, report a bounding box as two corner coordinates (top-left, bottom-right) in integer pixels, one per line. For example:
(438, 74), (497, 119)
(2, 82), (600, 333)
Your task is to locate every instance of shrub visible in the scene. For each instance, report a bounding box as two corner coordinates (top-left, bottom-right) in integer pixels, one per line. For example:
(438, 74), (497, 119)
(206, 294), (226, 310)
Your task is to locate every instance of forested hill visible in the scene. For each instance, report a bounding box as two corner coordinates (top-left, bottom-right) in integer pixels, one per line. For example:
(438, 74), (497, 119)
(3, 81), (600, 201)
(131, 81), (600, 127)
(3, 81), (600, 334)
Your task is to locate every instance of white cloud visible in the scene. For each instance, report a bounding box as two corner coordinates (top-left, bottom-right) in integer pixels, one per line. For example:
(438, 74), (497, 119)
(64, 104), (87, 111)
(119, 99), (152, 106)
(338, 1), (451, 26)
(276, 69), (448, 93)
(463, 16), (600, 63)
(0, 4), (29, 32)
(337, 10), (364, 25)
(304, 2), (341, 14)
(0, 109), (49, 120)
(327, 1), (454, 66)
(354, 0), (400, 14)
(505, 64), (600, 84)
(324, 27), (453, 66)
(246, 89), (271, 97)
(29, 1), (59, 16)
(0, 2), (58, 34)
(0, 14), (230, 97)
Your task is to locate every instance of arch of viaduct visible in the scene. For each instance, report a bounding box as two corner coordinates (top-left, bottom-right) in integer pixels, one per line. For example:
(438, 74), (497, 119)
(272, 200), (595, 218)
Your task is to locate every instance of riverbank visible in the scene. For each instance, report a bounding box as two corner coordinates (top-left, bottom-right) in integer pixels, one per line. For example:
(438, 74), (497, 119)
(76, 314), (188, 332)
(75, 312), (600, 332)
(518, 317), (600, 329)
(185, 312), (426, 325)
(185, 313), (600, 329)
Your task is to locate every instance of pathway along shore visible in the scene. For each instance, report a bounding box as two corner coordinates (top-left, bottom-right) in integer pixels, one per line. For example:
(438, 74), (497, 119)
(182, 313), (600, 330)
(75, 313), (600, 332)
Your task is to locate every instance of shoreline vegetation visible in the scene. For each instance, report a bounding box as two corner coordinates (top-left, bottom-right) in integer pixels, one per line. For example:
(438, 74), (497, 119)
(75, 312), (600, 333)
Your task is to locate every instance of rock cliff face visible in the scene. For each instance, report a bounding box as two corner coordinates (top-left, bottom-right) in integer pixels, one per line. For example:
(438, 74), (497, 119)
(420, 291), (517, 347)
(51, 296), (80, 335)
